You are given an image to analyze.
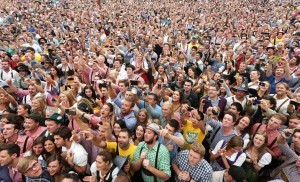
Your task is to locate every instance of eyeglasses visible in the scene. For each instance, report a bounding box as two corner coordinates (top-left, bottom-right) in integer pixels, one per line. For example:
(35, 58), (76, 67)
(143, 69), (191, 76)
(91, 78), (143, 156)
(25, 161), (39, 173)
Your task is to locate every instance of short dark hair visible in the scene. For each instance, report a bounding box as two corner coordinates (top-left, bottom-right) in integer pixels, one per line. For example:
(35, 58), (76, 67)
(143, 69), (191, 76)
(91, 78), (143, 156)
(184, 79), (194, 86)
(6, 120), (22, 130)
(168, 119), (180, 132)
(53, 126), (72, 140)
(119, 128), (132, 137)
(0, 144), (21, 157)
(224, 111), (237, 123)
(231, 102), (244, 116)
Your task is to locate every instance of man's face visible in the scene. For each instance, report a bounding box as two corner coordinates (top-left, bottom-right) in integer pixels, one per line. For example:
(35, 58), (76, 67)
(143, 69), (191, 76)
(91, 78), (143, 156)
(25, 160), (43, 178)
(28, 85), (37, 96)
(0, 150), (15, 166)
(117, 132), (130, 149)
(239, 63), (246, 72)
(144, 129), (156, 144)
(267, 117), (282, 130)
(147, 95), (156, 106)
(184, 82), (192, 92)
(1, 62), (9, 70)
(235, 90), (246, 100)
(53, 135), (65, 148)
(121, 100), (133, 115)
(148, 45), (153, 52)
(222, 114), (234, 128)
(101, 88), (108, 97)
(24, 118), (39, 132)
(126, 68), (133, 76)
(188, 149), (201, 166)
(45, 120), (60, 134)
(165, 124), (175, 135)
(275, 68), (284, 77)
(289, 118), (300, 129)
(250, 71), (259, 81)
(124, 90), (133, 100)
(208, 86), (218, 98)
(2, 124), (18, 139)
(292, 132), (300, 148)
(276, 84), (287, 95)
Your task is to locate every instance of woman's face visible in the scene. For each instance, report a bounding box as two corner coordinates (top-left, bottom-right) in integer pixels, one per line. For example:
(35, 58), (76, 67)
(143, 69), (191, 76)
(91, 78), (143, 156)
(44, 140), (56, 153)
(96, 156), (109, 171)
(176, 67), (182, 75)
(213, 73), (221, 81)
(135, 125), (145, 138)
(253, 134), (266, 148)
(113, 123), (121, 136)
(17, 105), (27, 116)
(237, 117), (250, 130)
(33, 144), (44, 155)
(220, 85), (226, 92)
(50, 68), (57, 76)
(60, 94), (68, 103)
(229, 146), (242, 153)
(295, 93), (300, 102)
(138, 111), (147, 122)
(172, 91), (180, 102)
(188, 68), (194, 77)
(0, 93), (9, 103)
(162, 105), (172, 117)
(47, 160), (61, 176)
(259, 82), (269, 92)
(85, 88), (93, 98)
(31, 99), (41, 110)
(100, 104), (112, 118)
(158, 66), (164, 74)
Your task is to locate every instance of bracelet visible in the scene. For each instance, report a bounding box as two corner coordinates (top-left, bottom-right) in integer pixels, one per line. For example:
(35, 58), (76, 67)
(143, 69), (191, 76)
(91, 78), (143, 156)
(81, 113), (86, 118)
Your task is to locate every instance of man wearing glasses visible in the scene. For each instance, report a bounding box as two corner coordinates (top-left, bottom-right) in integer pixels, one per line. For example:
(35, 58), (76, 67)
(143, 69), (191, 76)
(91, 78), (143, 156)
(17, 155), (52, 182)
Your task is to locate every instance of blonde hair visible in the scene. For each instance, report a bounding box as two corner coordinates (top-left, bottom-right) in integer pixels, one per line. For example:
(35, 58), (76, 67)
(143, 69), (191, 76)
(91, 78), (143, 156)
(162, 101), (174, 117)
(31, 97), (46, 118)
(190, 142), (206, 157)
(60, 90), (76, 106)
(17, 156), (37, 174)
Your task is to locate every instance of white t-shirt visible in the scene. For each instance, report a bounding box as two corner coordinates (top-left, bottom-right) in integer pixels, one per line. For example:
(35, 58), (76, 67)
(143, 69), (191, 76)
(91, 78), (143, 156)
(62, 141), (88, 166)
(273, 95), (290, 115)
(212, 140), (246, 167)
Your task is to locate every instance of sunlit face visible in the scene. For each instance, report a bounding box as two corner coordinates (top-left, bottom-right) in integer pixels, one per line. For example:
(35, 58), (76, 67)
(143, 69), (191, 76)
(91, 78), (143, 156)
(44, 140), (56, 153)
(172, 91), (180, 102)
(253, 134), (266, 148)
(33, 144), (44, 156)
(138, 111), (147, 122)
(276, 84), (287, 95)
(162, 105), (172, 117)
(59, 94), (68, 103)
(135, 125), (144, 138)
(47, 160), (61, 176)
(31, 99), (41, 110)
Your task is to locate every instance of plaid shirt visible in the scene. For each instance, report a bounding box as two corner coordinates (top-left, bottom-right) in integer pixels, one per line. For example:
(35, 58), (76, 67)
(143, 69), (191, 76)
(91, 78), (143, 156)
(27, 169), (52, 182)
(172, 150), (212, 182)
(133, 141), (171, 182)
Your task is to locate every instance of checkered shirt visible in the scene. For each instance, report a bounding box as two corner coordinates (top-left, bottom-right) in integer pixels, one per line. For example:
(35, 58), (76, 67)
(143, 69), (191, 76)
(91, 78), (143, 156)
(172, 150), (213, 182)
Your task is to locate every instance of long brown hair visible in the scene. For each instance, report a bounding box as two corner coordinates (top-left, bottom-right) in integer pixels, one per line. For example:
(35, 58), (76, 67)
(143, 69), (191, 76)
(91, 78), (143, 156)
(244, 132), (268, 160)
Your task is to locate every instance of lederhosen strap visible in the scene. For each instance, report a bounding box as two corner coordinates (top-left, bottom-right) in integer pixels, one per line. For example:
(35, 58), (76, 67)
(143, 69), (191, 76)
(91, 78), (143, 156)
(116, 143), (119, 156)
(141, 143), (161, 182)
(0, 70), (13, 80)
(23, 136), (29, 153)
(210, 127), (221, 144)
(275, 98), (289, 113)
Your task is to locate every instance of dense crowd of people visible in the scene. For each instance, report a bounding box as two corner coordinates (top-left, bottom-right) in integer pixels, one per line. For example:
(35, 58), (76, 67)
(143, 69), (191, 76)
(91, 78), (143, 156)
(0, 0), (300, 181)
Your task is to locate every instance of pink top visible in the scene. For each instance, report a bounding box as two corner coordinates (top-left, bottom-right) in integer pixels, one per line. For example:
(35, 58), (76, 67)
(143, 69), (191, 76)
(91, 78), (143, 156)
(8, 167), (22, 182)
(26, 126), (46, 141)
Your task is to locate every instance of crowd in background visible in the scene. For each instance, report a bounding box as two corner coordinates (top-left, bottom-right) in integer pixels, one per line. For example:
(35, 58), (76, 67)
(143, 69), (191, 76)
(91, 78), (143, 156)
(0, 0), (300, 181)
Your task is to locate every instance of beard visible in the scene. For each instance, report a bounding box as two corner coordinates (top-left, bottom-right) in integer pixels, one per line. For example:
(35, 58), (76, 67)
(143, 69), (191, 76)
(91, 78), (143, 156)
(144, 136), (156, 144)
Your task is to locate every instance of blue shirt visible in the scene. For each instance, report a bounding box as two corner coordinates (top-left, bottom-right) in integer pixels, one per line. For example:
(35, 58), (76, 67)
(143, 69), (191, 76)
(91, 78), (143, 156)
(158, 132), (184, 160)
(267, 74), (290, 94)
(138, 100), (162, 119)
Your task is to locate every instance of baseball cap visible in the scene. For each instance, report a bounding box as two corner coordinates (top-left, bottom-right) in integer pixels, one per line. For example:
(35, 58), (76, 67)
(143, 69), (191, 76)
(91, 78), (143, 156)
(45, 113), (63, 124)
(146, 123), (160, 135)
